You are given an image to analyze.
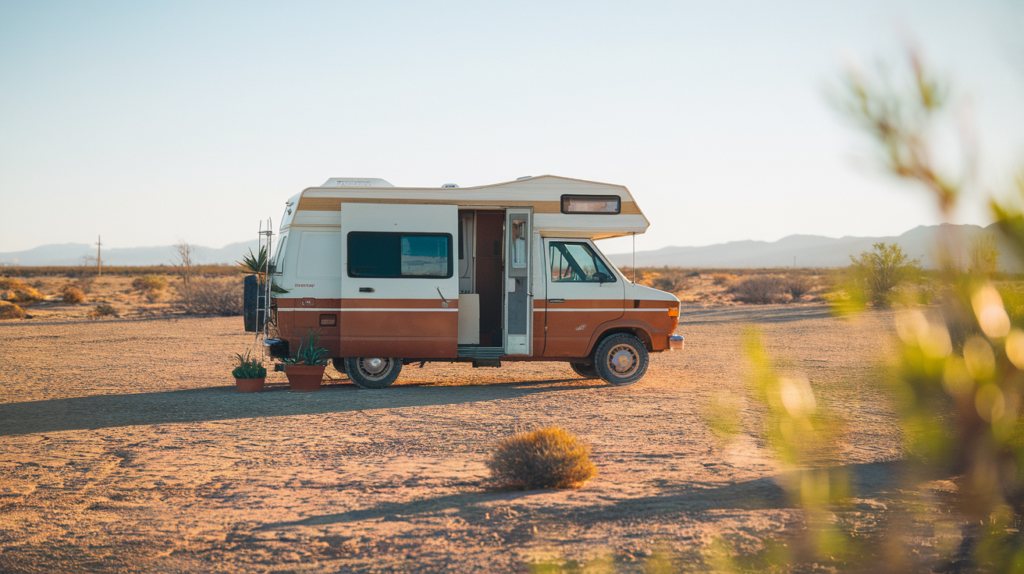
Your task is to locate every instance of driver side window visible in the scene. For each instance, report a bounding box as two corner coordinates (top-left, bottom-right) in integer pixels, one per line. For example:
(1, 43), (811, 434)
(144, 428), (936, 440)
(549, 242), (615, 283)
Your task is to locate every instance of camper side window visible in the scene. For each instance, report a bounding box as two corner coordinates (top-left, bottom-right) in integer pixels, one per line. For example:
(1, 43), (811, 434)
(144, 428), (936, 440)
(347, 232), (453, 278)
(273, 235), (287, 273)
(549, 242), (615, 283)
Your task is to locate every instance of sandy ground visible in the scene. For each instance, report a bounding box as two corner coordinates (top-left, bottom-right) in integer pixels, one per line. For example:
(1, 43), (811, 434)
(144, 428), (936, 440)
(0, 305), (965, 573)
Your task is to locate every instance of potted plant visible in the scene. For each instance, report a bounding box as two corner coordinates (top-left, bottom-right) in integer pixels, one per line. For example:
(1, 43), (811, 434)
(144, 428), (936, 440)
(282, 329), (329, 391)
(232, 350), (267, 392)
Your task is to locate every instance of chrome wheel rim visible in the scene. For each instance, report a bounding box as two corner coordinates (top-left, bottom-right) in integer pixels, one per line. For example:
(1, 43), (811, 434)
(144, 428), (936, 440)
(607, 344), (639, 377)
(358, 357), (391, 379)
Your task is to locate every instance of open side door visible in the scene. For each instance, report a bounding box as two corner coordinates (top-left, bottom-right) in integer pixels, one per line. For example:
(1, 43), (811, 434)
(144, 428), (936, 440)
(504, 208), (533, 355)
(339, 203), (459, 359)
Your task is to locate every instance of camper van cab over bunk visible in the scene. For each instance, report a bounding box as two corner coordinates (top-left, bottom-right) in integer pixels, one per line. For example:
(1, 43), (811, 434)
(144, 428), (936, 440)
(249, 175), (683, 388)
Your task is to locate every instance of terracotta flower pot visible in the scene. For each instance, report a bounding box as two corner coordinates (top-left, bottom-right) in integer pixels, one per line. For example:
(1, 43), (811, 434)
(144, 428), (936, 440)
(234, 377), (265, 393)
(285, 364), (325, 392)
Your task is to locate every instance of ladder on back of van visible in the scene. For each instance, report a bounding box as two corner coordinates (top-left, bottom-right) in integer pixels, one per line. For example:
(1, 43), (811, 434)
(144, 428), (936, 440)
(257, 218), (273, 340)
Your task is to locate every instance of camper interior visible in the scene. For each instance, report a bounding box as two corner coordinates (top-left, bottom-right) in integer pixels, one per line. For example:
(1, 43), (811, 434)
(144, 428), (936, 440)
(456, 209), (517, 356)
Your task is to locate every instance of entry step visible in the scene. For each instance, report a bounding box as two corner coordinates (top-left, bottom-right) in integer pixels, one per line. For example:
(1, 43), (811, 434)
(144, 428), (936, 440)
(457, 346), (504, 360)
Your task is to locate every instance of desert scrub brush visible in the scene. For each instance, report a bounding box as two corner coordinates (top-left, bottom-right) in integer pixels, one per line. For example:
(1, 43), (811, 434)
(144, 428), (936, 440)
(486, 427), (596, 490)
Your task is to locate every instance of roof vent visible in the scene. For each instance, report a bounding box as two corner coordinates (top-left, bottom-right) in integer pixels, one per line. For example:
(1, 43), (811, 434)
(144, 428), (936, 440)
(442, 183), (459, 188)
(516, 175), (532, 180)
(321, 178), (394, 188)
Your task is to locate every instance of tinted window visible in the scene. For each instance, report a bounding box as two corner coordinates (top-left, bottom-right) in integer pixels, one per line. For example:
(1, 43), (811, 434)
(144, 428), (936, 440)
(348, 232), (452, 278)
(549, 242), (616, 283)
(273, 235), (287, 273)
(560, 195), (621, 214)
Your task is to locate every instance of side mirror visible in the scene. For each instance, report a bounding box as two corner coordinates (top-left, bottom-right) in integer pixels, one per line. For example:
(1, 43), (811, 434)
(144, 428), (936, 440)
(596, 272), (610, 284)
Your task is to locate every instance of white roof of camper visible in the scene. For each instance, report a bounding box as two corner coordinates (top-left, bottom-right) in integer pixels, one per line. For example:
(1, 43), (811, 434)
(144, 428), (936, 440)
(290, 175), (649, 240)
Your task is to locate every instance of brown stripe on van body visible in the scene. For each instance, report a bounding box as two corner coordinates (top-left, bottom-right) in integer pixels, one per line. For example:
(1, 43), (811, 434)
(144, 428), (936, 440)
(277, 307), (457, 358)
(542, 308), (624, 357)
(296, 197), (642, 216)
(339, 310), (457, 357)
(581, 310), (679, 354)
(534, 299), (625, 310)
(634, 299), (681, 309)
(275, 298), (457, 310)
(341, 337), (457, 358)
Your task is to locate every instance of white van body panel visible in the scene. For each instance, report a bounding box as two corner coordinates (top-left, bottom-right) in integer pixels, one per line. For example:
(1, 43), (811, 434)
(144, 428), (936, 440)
(268, 175), (680, 366)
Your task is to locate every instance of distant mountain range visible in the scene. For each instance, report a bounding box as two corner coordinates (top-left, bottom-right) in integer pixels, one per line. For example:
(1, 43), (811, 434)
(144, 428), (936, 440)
(607, 224), (1021, 271)
(0, 240), (260, 267)
(0, 224), (1017, 270)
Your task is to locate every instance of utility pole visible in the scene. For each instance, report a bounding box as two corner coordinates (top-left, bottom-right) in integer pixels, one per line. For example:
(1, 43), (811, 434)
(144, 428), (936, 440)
(96, 235), (102, 276)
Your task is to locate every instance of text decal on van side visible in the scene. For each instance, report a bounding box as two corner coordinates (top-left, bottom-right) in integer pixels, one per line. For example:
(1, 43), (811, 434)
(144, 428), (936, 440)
(294, 283), (315, 288)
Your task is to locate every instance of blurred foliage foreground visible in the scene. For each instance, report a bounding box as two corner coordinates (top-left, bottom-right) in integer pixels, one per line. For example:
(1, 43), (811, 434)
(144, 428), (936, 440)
(710, 49), (1024, 572)
(715, 49), (1024, 572)
(532, 50), (1024, 573)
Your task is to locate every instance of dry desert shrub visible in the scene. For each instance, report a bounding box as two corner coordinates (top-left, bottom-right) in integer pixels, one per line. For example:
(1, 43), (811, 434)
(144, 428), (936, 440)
(650, 269), (690, 293)
(0, 278), (27, 290)
(132, 274), (168, 292)
(180, 277), (243, 316)
(88, 303), (120, 319)
(0, 278), (43, 303)
(486, 427), (597, 490)
(727, 275), (789, 304)
(0, 301), (25, 320)
(712, 273), (732, 286)
(70, 276), (95, 293)
(62, 286), (86, 303)
(784, 275), (816, 301)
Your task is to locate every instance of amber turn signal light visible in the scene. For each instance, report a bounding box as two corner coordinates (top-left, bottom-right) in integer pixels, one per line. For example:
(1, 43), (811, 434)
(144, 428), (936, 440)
(319, 314), (337, 326)
(668, 308), (679, 317)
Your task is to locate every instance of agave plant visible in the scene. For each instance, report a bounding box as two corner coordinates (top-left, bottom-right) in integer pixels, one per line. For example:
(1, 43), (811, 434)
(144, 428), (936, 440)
(231, 349), (267, 379)
(282, 329), (329, 366)
(238, 245), (289, 294)
(237, 246), (269, 283)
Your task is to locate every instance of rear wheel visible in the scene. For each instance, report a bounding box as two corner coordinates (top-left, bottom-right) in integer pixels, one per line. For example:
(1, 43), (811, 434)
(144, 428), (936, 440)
(344, 357), (403, 389)
(569, 362), (599, 379)
(594, 334), (649, 386)
(331, 357), (349, 376)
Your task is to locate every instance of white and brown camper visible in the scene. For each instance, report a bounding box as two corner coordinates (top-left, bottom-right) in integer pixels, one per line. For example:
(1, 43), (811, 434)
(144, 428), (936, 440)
(249, 175), (683, 388)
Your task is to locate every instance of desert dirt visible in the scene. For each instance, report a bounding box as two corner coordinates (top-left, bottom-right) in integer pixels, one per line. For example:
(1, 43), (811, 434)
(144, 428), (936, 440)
(1, 296), (977, 573)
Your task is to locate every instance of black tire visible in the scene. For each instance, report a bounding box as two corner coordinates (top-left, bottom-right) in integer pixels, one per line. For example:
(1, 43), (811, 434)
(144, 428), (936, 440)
(593, 334), (649, 386)
(331, 358), (349, 377)
(242, 275), (262, 332)
(344, 357), (402, 389)
(569, 362), (599, 379)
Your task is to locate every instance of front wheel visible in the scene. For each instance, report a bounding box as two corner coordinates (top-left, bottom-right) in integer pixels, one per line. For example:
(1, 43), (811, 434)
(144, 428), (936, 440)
(344, 357), (403, 389)
(593, 334), (649, 386)
(569, 362), (599, 379)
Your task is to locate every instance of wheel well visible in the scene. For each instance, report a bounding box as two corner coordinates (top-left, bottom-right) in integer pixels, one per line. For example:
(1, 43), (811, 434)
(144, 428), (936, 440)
(592, 327), (653, 354)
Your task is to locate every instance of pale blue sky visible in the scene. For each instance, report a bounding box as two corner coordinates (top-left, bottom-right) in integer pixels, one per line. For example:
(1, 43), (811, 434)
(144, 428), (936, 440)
(1, 1), (1022, 255)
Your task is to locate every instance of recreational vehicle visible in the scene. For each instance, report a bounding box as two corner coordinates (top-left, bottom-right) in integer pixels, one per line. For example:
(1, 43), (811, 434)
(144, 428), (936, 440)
(247, 175), (683, 388)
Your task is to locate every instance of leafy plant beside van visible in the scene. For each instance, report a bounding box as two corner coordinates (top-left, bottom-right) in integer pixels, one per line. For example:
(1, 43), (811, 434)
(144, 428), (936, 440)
(238, 246), (269, 282)
(282, 329), (329, 392)
(238, 246), (289, 295)
(282, 329), (329, 366)
(232, 350), (268, 378)
(232, 349), (267, 392)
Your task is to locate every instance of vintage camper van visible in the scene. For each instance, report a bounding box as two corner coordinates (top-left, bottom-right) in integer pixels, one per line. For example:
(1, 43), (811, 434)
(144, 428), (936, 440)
(252, 175), (682, 388)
